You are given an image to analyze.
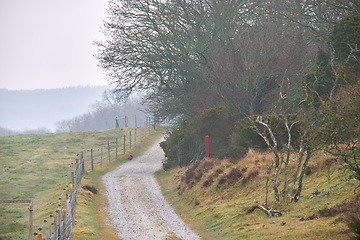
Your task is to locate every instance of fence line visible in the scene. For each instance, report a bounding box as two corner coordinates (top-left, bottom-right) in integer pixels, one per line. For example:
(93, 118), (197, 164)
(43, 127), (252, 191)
(36, 126), (157, 239)
(84, 127), (151, 172)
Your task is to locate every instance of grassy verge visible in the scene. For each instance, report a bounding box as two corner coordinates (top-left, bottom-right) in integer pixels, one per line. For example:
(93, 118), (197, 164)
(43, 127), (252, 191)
(156, 149), (359, 240)
(72, 127), (166, 240)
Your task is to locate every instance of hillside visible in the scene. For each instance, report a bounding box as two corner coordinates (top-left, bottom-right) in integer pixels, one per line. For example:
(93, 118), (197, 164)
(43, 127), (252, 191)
(156, 149), (360, 239)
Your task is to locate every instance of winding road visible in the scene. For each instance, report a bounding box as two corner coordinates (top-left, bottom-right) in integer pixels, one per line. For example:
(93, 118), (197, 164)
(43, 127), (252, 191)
(102, 138), (200, 240)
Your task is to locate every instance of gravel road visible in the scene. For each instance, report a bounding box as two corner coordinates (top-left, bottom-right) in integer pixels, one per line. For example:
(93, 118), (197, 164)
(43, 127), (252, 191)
(102, 139), (201, 240)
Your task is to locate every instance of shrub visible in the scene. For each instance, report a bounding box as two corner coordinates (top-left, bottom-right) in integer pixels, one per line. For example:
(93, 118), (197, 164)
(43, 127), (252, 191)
(182, 159), (217, 188)
(347, 215), (360, 239)
(82, 185), (98, 194)
(241, 170), (259, 185)
(230, 114), (303, 158)
(217, 167), (243, 187)
(203, 175), (214, 188)
(161, 107), (232, 170)
(305, 166), (317, 176)
(314, 82), (360, 181)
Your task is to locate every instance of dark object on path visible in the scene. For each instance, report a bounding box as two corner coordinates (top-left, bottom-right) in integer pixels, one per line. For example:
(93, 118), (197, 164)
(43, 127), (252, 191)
(128, 155), (133, 160)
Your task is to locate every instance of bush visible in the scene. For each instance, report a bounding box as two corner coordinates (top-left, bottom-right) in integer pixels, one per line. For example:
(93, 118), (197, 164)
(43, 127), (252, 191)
(230, 117), (264, 157)
(241, 169), (259, 185)
(230, 114), (303, 156)
(347, 215), (360, 239)
(161, 107), (232, 170)
(82, 185), (98, 194)
(217, 168), (243, 187)
(314, 82), (360, 181)
(203, 175), (214, 188)
(182, 159), (216, 188)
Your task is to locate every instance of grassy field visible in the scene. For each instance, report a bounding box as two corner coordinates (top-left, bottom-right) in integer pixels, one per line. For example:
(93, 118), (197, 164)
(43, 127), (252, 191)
(156, 149), (359, 240)
(0, 127), (162, 239)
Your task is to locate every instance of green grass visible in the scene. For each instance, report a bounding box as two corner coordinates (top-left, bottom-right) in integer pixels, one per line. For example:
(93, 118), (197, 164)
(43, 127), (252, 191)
(0, 127), (162, 239)
(156, 150), (359, 240)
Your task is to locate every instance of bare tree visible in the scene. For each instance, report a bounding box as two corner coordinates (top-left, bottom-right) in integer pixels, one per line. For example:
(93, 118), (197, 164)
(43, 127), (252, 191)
(97, 0), (320, 121)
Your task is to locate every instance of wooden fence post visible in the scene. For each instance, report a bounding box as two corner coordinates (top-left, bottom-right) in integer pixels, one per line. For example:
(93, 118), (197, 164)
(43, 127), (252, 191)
(45, 225), (51, 239)
(108, 141), (111, 163)
(58, 209), (62, 232)
(123, 135), (126, 155)
(130, 131), (132, 149)
(91, 149), (94, 172)
(28, 200), (33, 240)
(135, 128), (137, 146)
(116, 138), (118, 160)
(54, 214), (57, 239)
(81, 152), (84, 175)
(100, 148), (103, 168)
(71, 172), (74, 190)
(66, 193), (70, 215)
(75, 158), (79, 171)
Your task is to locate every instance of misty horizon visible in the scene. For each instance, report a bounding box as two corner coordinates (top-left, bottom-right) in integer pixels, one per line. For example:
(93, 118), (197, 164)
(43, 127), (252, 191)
(0, 86), (109, 132)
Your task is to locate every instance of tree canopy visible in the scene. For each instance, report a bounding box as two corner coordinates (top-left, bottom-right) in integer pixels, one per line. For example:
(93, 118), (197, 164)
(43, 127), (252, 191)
(98, 0), (357, 121)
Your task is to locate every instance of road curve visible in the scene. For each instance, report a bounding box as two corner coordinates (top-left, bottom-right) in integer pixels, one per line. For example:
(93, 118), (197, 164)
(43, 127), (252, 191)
(102, 138), (201, 240)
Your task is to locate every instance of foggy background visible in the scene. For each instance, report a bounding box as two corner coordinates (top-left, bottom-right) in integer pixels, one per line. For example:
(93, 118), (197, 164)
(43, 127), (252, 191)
(0, 1), (124, 135)
(0, 86), (149, 136)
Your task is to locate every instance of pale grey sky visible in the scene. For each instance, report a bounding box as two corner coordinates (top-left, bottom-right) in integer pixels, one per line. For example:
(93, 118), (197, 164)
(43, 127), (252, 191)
(0, 0), (109, 90)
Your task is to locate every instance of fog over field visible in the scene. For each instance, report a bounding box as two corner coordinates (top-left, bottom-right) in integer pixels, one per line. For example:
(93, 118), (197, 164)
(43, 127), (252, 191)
(0, 86), (108, 132)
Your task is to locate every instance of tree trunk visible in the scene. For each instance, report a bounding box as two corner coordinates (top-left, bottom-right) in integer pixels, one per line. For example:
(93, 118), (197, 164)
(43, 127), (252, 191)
(265, 162), (274, 206)
(294, 152), (312, 202)
(280, 149), (291, 201)
(287, 138), (305, 198)
(274, 166), (280, 203)
(253, 201), (284, 217)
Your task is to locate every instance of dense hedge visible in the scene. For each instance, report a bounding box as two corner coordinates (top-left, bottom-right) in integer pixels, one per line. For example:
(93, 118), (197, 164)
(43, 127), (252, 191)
(161, 108), (304, 170)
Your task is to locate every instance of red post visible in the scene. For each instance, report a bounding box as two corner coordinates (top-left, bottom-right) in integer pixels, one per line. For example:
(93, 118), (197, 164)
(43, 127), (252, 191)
(205, 135), (209, 159)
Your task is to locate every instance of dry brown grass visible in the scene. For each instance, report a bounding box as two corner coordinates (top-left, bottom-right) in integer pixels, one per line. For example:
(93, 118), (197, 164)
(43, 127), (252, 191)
(156, 148), (360, 240)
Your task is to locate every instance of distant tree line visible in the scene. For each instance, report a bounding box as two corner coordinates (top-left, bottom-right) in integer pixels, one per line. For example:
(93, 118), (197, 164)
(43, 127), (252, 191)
(55, 90), (148, 132)
(0, 89), (149, 136)
(0, 126), (51, 137)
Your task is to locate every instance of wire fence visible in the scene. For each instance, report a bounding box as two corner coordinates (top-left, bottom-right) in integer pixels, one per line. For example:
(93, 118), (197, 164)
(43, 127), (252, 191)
(42, 126), (157, 240)
(46, 153), (85, 240)
(0, 125), (159, 240)
(82, 126), (153, 172)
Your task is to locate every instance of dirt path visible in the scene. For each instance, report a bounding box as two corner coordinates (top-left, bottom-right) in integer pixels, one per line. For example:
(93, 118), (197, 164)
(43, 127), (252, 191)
(102, 139), (201, 240)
